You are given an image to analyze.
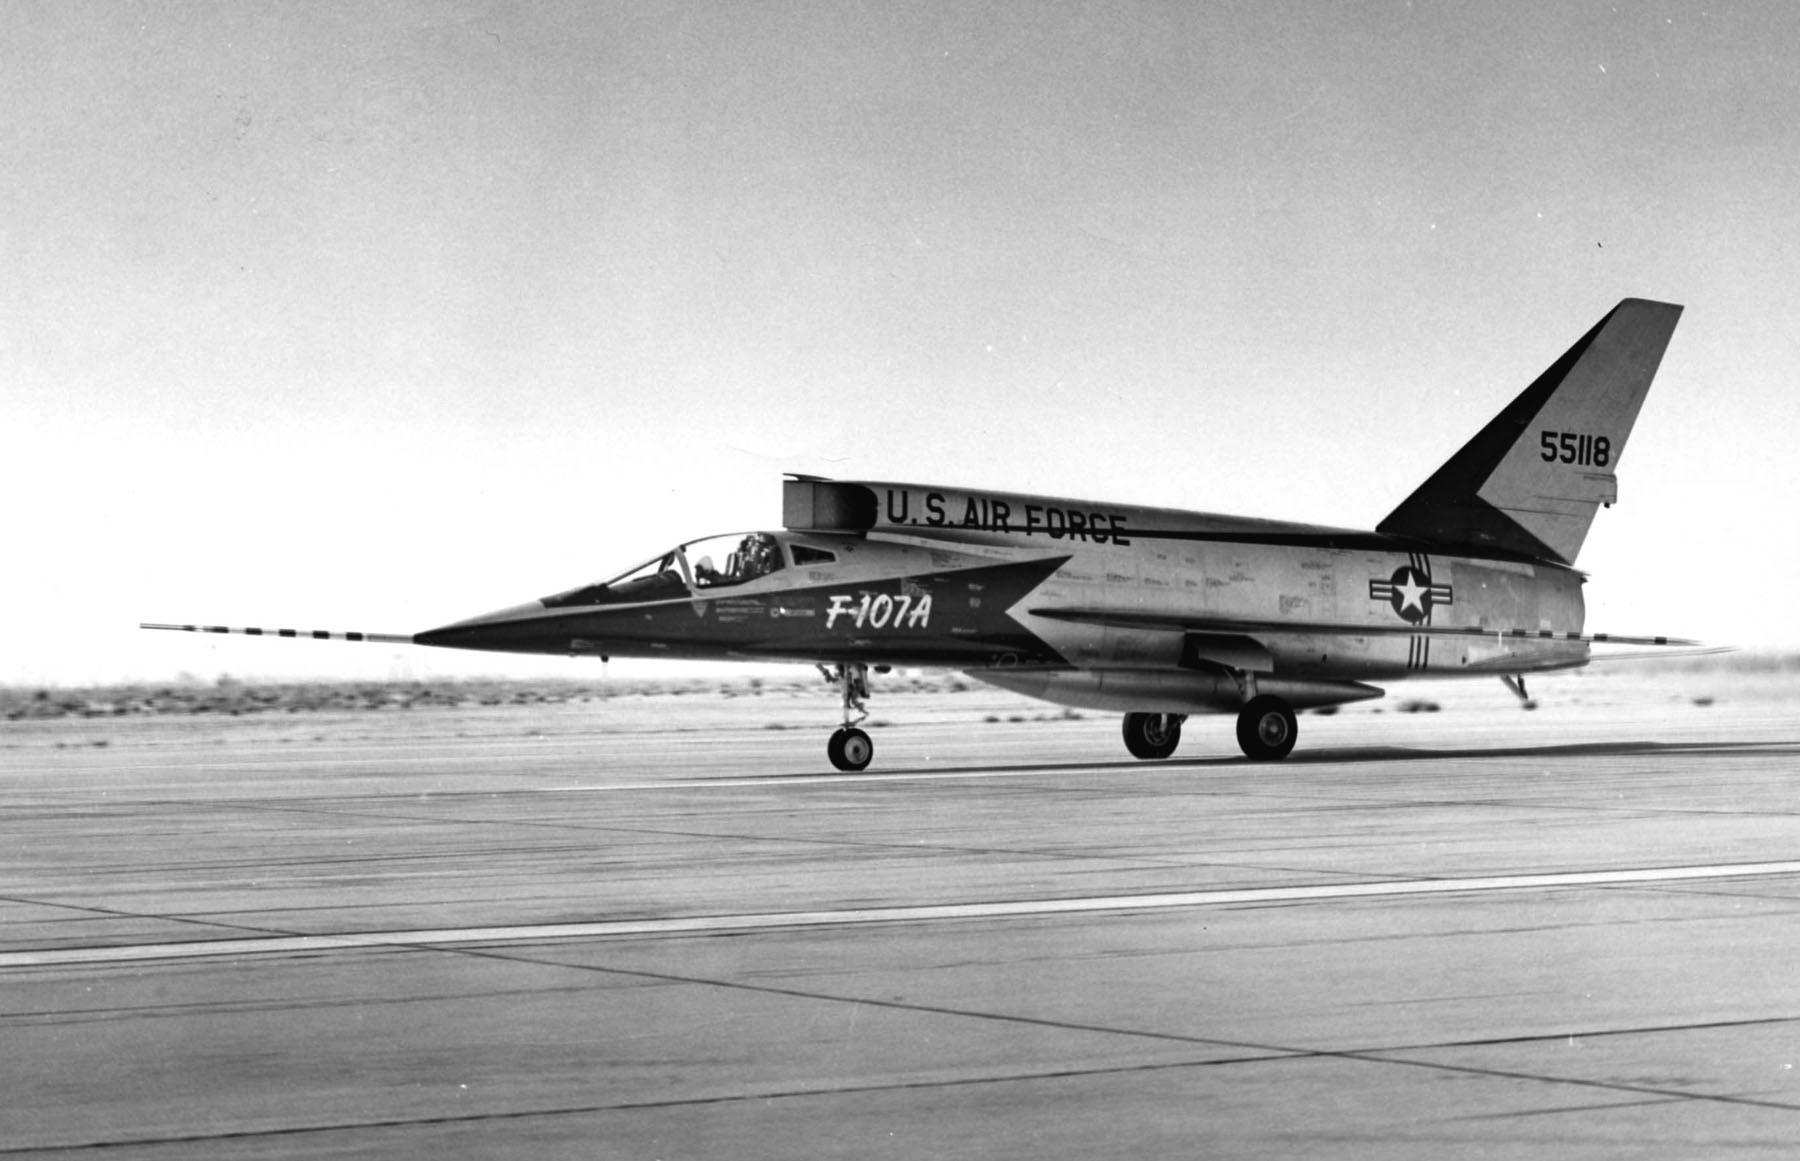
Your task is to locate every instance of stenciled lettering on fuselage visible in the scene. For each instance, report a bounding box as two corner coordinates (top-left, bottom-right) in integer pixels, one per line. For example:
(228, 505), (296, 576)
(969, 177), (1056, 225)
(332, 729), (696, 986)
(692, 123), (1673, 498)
(1369, 553), (1454, 670)
(825, 591), (932, 631)
(882, 488), (1132, 546)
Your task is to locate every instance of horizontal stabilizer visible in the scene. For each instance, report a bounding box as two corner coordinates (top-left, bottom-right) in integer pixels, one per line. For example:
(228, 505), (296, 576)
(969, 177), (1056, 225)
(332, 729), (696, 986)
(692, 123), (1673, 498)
(140, 623), (416, 645)
(1028, 607), (1697, 648)
(1576, 645), (1738, 663)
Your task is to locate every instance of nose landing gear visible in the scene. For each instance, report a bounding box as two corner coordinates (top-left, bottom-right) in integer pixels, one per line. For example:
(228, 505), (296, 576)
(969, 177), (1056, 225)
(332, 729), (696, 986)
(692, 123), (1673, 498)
(819, 662), (874, 772)
(827, 724), (874, 772)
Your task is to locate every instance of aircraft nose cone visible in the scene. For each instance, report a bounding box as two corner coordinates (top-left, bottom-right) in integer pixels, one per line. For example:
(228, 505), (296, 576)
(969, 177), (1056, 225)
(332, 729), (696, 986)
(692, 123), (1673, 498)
(415, 601), (550, 650)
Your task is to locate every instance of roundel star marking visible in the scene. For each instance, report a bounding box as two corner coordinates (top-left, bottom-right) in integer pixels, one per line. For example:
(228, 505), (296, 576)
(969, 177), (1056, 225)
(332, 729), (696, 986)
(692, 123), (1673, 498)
(1369, 561), (1452, 625)
(1391, 566), (1430, 621)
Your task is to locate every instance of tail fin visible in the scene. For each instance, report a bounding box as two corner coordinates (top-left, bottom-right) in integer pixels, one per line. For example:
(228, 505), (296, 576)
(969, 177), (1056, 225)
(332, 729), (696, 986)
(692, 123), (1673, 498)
(1377, 298), (1683, 565)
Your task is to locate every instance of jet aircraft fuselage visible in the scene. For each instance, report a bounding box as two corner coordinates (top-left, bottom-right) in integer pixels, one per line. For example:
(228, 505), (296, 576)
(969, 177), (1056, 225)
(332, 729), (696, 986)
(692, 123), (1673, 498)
(416, 477), (1592, 701)
(146, 298), (1691, 770)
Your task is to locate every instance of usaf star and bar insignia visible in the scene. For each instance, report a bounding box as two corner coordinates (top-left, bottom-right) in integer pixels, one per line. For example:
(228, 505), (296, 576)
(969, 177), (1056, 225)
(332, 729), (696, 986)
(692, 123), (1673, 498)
(1369, 554), (1453, 670)
(1369, 554), (1454, 625)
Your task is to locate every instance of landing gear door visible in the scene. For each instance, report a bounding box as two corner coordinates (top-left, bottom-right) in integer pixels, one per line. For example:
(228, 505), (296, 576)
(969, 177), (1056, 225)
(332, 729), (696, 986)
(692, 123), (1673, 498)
(1181, 634), (1275, 673)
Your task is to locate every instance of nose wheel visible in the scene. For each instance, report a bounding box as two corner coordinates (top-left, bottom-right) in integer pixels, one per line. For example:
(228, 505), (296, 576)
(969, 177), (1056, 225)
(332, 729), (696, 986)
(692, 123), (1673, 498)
(819, 662), (875, 772)
(827, 726), (874, 772)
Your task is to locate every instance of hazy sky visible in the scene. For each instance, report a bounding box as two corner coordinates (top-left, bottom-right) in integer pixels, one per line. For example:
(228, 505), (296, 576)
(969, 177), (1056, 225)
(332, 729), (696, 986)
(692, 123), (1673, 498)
(6, 1), (1798, 685)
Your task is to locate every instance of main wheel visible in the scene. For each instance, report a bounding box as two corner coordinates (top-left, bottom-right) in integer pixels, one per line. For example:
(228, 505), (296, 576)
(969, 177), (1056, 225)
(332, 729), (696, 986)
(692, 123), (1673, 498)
(1122, 712), (1183, 760)
(827, 726), (873, 772)
(1235, 696), (1297, 760)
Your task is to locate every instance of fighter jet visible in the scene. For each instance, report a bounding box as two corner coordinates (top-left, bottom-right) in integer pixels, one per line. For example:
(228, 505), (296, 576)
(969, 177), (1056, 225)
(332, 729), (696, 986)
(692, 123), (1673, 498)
(146, 298), (1696, 771)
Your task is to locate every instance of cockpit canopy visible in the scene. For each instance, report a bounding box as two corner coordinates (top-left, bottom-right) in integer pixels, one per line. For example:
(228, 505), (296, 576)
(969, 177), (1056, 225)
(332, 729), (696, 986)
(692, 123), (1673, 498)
(542, 532), (792, 609)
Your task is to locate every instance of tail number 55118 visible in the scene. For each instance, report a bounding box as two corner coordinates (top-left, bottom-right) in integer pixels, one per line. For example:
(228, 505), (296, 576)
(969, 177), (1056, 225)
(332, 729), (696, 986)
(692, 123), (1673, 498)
(1540, 430), (1611, 467)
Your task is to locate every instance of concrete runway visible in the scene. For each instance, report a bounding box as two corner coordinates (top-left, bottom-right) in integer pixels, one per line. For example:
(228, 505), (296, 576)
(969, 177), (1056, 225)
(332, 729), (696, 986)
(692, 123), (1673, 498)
(4, 680), (1799, 1158)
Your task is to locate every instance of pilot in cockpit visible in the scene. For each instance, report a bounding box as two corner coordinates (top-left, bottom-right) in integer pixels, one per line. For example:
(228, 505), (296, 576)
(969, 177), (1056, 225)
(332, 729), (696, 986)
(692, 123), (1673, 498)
(691, 533), (783, 588)
(739, 533), (778, 579)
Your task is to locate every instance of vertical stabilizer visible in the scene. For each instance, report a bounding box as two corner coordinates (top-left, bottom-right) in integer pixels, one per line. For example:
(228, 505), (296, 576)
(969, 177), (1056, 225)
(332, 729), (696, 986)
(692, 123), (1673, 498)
(1377, 298), (1682, 565)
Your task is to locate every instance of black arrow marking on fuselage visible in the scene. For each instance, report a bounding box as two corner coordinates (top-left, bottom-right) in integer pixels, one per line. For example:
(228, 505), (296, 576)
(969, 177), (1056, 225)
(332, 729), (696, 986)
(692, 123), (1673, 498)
(414, 556), (1076, 667)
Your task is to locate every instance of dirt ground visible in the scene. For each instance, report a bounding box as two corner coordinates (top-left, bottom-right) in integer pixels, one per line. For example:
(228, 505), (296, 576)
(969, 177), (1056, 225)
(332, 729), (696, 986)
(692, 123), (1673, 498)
(3, 654), (1794, 755)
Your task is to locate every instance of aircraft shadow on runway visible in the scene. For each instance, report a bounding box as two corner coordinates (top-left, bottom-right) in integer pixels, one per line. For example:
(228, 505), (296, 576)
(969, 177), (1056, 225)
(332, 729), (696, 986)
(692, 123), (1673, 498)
(758, 738), (1800, 781)
(1275, 738), (1800, 766)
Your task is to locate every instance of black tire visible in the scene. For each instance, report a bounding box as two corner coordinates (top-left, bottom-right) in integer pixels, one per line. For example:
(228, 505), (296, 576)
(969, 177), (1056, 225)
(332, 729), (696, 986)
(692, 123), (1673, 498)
(827, 726), (873, 772)
(1122, 712), (1183, 760)
(1236, 696), (1297, 760)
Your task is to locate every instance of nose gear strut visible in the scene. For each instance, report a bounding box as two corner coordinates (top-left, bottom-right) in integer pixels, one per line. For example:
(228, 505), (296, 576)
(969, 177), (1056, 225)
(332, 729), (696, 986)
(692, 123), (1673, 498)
(818, 662), (874, 771)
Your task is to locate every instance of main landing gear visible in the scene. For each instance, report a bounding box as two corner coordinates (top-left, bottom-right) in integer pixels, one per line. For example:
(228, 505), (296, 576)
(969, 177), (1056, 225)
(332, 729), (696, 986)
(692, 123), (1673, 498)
(1235, 695), (1297, 761)
(820, 662), (874, 772)
(1121, 695), (1299, 762)
(1122, 712), (1184, 759)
